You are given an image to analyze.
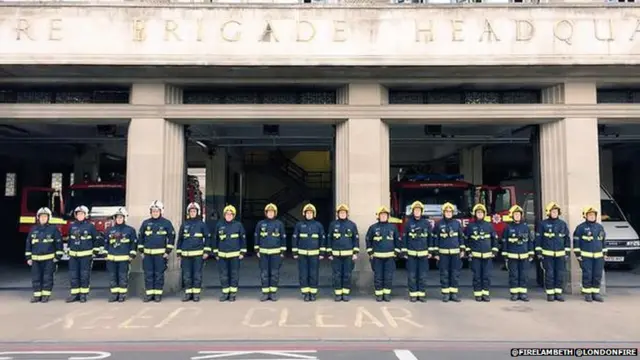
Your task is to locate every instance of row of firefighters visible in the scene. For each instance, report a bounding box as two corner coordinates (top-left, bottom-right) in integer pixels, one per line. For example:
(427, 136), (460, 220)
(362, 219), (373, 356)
(24, 199), (607, 304)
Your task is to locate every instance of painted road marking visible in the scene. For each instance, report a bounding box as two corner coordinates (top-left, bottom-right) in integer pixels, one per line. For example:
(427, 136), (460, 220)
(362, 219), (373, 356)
(0, 351), (111, 360)
(191, 350), (318, 360)
(394, 350), (418, 360)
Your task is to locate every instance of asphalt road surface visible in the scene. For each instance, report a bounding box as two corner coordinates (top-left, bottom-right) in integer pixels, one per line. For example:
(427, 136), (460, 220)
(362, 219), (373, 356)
(0, 341), (638, 360)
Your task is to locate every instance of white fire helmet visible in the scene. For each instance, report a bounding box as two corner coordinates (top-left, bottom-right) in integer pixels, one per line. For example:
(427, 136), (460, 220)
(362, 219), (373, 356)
(186, 202), (201, 215)
(36, 207), (52, 218)
(113, 207), (129, 220)
(149, 200), (164, 213)
(74, 205), (89, 216)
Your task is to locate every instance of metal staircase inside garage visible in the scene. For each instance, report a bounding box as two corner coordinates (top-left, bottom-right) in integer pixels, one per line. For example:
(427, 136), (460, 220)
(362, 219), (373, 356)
(244, 150), (332, 250)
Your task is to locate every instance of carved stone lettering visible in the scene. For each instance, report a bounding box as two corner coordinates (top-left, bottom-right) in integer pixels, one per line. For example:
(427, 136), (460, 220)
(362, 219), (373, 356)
(515, 20), (534, 42)
(451, 20), (464, 42)
(415, 20), (434, 43)
(15, 19), (33, 41)
(164, 20), (181, 41)
(132, 20), (146, 42)
(333, 20), (347, 42)
(296, 21), (316, 42)
(260, 22), (279, 43)
(630, 19), (640, 41)
(553, 20), (573, 45)
(479, 20), (500, 42)
(48, 19), (63, 41)
(221, 21), (241, 42)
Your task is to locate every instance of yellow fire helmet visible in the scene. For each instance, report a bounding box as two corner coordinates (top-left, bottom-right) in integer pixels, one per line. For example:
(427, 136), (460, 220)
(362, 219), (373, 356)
(376, 206), (391, 218)
(441, 202), (455, 213)
(509, 205), (524, 218)
(410, 201), (425, 211)
(582, 205), (598, 218)
(264, 203), (278, 215)
(545, 201), (561, 216)
(472, 203), (487, 214)
(336, 203), (350, 213)
(302, 204), (317, 217)
(223, 205), (237, 217)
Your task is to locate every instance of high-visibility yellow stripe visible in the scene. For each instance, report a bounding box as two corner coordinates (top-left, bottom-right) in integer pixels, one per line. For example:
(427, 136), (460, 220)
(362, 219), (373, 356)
(20, 216), (66, 225)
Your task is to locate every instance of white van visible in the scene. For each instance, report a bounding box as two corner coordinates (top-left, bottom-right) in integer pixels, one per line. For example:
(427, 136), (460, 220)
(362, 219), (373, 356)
(522, 186), (640, 267)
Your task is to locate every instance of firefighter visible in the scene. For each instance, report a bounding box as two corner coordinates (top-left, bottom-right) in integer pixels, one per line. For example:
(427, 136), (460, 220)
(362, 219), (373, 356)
(25, 207), (63, 303)
(104, 207), (138, 303)
(464, 204), (499, 302)
(292, 203), (325, 302)
(402, 201), (431, 302)
(138, 200), (176, 303)
(535, 201), (571, 302)
(177, 202), (210, 302)
(502, 205), (534, 302)
(573, 206), (607, 303)
(366, 206), (401, 302)
(327, 204), (359, 302)
(66, 205), (102, 303)
(254, 203), (286, 302)
(432, 202), (465, 302)
(212, 204), (246, 302)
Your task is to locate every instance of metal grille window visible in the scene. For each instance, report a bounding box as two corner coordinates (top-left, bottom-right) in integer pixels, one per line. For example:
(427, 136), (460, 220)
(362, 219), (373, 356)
(16, 91), (53, 104)
(464, 91), (501, 104)
(223, 91), (260, 104)
(389, 91), (425, 104)
(426, 92), (463, 104)
(597, 90), (638, 103)
(262, 91), (298, 104)
(0, 87), (130, 104)
(55, 92), (94, 104)
(298, 91), (336, 104)
(4, 173), (16, 197)
(184, 89), (337, 104)
(502, 91), (539, 104)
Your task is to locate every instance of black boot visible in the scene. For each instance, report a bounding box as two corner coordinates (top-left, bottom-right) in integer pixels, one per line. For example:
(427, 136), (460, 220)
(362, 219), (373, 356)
(510, 294), (519, 301)
(475, 296), (483, 302)
(303, 294), (310, 302)
(108, 294), (119, 303)
(383, 294), (391, 302)
(79, 294), (87, 303)
(482, 295), (491, 302)
(309, 294), (317, 302)
(418, 296), (427, 303)
(66, 295), (79, 303)
(229, 294), (236, 302)
(376, 295), (383, 302)
(409, 296), (417, 303)
(519, 294), (529, 302)
(593, 293), (604, 302)
(143, 295), (153, 303)
(270, 292), (279, 302)
(182, 293), (192, 302)
(30, 296), (41, 303)
(450, 294), (461, 302)
(260, 293), (270, 302)
(193, 295), (200, 302)
(442, 294), (450, 303)
(555, 294), (565, 302)
(154, 295), (162, 303)
(547, 294), (555, 302)
(342, 294), (351, 302)
(584, 294), (593, 302)
(220, 293), (229, 302)
(118, 294), (126, 303)
(40, 296), (49, 303)
(334, 294), (342, 302)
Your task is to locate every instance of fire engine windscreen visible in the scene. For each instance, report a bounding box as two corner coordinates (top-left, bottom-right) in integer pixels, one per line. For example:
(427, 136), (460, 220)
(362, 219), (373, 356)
(65, 188), (125, 218)
(401, 187), (473, 217)
(601, 199), (625, 222)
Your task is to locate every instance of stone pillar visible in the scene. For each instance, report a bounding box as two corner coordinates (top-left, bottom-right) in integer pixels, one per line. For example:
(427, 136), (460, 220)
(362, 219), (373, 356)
(127, 83), (185, 297)
(540, 82), (601, 295)
(600, 148), (614, 195)
(205, 148), (228, 218)
(459, 146), (483, 185)
(74, 146), (101, 182)
(335, 83), (390, 293)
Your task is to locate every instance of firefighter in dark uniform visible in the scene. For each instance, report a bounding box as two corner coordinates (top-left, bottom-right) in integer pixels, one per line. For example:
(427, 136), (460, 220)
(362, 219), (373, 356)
(432, 202), (465, 303)
(25, 207), (63, 303)
(212, 205), (246, 302)
(402, 201), (432, 302)
(104, 207), (138, 303)
(501, 205), (534, 302)
(535, 201), (571, 302)
(66, 205), (102, 303)
(177, 202), (210, 302)
(327, 204), (360, 302)
(292, 203), (325, 302)
(464, 204), (499, 302)
(138, 200), (176, 303)
(254, 203), (286, 302)
(366, 206), (401, 302)
(573, 206), (607, 303)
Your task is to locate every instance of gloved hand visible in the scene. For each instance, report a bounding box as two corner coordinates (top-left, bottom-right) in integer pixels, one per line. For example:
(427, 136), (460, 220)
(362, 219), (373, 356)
(528, 255), (534, 262)
(576, 256), (582, 262)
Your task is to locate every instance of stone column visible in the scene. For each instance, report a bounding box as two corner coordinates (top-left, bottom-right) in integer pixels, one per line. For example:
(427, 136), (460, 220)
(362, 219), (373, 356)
(127, 83), (185, 296)
(459, 146), (483, 185)
(205, 148), (228, 217)
(540, 82), (600, 295)
(335, 83), (390, 293)
(600, 148), (614, 195)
